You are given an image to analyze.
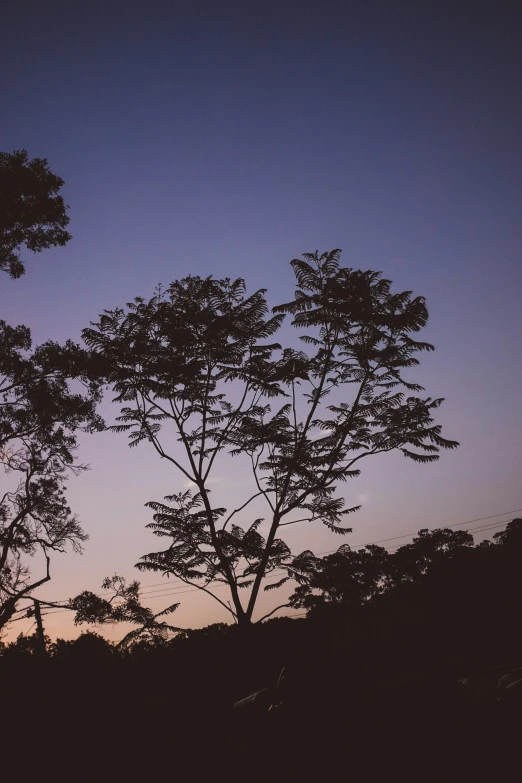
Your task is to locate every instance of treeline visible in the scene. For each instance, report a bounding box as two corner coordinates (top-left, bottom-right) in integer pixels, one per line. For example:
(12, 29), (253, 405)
(289, 517), (522, 667)
(3, 517), (522, 665)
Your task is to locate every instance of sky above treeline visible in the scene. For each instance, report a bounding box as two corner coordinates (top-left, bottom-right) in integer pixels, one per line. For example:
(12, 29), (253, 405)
(2, 0), (521, 640)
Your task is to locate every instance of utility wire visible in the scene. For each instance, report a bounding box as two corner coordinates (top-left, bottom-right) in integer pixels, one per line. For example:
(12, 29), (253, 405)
(314, 511), (520, 557)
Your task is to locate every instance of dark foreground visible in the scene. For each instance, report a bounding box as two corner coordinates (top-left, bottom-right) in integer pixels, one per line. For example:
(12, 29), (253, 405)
(2, 620), (522, 782)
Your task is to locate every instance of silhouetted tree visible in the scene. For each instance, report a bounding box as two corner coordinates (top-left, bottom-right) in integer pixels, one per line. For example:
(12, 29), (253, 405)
(492, 518), (522, 550)
(0, 326), (103, 630)
(0, 151), (103, 631)
(0, 433), (88, 630)
(0, 149), (71, 279)
(290, 520), (522, 643)
(387, 527), (474, 586)
(289, 543), (391, 615)
(70, 575), (180, 649)
(49, 630), (115, 662)
(83, 250), (457, 626)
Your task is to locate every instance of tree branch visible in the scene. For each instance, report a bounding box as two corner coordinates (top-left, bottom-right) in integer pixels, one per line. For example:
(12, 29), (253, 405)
(135, 392), (196, 483)
(250, 453), (275, 513)
(279, 517), (315, 527)
(222, 491), (264, 531)
(256, 602), (291, 623)
(170, 573), (238, 619)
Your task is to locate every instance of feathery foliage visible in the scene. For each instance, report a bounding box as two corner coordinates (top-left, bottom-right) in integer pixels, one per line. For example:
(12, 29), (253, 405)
(70, 575), (180, 649)
(84, 250), (458, 626)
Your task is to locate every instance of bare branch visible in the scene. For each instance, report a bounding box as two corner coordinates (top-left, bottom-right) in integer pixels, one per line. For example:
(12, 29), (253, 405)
(257, 603), (291, 623)
(222, 491), (264, 531)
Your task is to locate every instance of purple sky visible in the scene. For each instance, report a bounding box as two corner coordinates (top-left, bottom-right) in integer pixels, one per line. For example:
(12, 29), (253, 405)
(2, 1), (521, 640)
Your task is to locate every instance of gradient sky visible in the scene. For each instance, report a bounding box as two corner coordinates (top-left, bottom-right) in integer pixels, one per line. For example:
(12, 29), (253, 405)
(2, 0), (521, 640)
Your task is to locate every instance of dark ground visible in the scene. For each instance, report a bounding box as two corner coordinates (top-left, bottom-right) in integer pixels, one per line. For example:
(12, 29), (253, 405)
(3, 620), (522, 782)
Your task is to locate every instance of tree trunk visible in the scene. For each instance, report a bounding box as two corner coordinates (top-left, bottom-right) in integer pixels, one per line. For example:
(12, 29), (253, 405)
(236, 612), (254, 630)
(33, 599), (48, 657)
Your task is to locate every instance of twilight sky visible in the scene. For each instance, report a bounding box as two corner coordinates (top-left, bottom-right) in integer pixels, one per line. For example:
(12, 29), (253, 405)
(2, 0), (521, 640)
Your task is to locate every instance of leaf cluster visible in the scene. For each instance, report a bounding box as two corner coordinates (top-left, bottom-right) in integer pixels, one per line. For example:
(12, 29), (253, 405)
(0, 149), (71, 279)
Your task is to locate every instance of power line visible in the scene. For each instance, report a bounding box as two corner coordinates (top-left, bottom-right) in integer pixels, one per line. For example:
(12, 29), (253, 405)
(40, 609), (70, 617)
(14, 567), (289, 611)
(383, 519), (510, 553)
(437, 507), (522, 528)
(456, 519), (511, 537)
(314, 509), (521, 556)
(8, 612), (31, 624)
(141, 569), (287, 599)
(35, 573), (291, 615)
(8, 618), (37, 630)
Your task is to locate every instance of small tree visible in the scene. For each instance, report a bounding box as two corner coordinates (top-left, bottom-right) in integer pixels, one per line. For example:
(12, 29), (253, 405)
(84, 250), (458, 627)
(288, 544), (392, 615)
(387, 527), (475, 586)
(0, 149), (71, 279)
(0, 325), (103, 630)
(70, 575), (180, 650)
(0, 433), (87, 629)
(0, 314), (102, 635)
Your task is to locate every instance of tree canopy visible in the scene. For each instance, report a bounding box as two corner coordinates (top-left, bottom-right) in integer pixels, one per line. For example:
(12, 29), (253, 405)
(83, 249), (458, 626)
(0, 149), (71, 279)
